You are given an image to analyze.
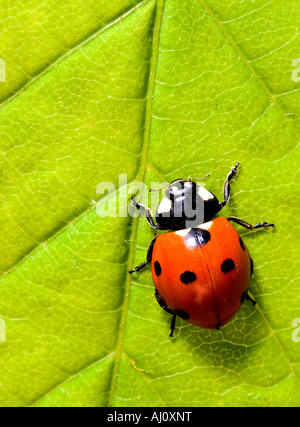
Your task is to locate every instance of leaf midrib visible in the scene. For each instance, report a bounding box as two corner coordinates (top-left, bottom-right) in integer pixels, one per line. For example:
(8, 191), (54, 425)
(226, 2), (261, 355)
(107, 0), (165, 407)
(0, 0), (157, 407)
(28, 0), (163, 407)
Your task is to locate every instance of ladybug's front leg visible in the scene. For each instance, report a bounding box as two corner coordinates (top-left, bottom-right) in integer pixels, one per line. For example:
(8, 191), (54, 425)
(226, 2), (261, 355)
(245, 292), (256, 306)
(128, 237), (157, 274)
(130, 197), (161, 230)
(227, 217), (274, 230)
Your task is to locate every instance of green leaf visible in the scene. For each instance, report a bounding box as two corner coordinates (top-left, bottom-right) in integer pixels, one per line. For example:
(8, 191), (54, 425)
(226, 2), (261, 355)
(0, 0), (299, 407)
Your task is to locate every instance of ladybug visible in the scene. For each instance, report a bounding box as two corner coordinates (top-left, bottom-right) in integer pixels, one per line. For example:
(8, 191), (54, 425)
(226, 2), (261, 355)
(129, 163), (274, 336)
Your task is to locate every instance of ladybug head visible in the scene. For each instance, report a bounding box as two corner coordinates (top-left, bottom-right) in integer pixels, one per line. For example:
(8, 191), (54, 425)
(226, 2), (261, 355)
(165, 179), (196, 200)
(155, 179), (222, 230)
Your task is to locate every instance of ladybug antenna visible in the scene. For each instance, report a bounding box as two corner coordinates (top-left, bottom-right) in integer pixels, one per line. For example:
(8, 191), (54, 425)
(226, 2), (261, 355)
(149, 184), (169, 192)
(189, 173), (210, 182)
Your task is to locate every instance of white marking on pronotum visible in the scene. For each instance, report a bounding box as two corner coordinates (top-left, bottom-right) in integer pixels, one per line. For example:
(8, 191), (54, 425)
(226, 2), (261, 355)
(198, 186), (214, 201)
(197, 221), (213, 230)
(157, 197), (172, 214)
(175, 228), (191, 237)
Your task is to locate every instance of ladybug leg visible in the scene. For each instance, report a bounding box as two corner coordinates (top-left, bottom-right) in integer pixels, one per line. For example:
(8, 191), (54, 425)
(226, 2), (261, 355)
(128, 237), (157, 274)
(220, 162), (240, 208)
(227, 216), (274, 229)
(241, 289), (256, 306)
(170, 315), (177, 337)
(155, 289), (177, 337)
(245, 292), (256, 306)
(130, 197), (161, 230)
(128, 261), (148, 274)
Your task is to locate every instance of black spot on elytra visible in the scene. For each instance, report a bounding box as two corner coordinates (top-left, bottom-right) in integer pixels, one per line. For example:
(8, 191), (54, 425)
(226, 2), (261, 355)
(239, 236), (245, 251)
(173, 309), (189, 319)
(185, 228), (211, 247)
(180, 271), (197, 284)
(221, 258), (235, 273)
(154, 261), (162, 276)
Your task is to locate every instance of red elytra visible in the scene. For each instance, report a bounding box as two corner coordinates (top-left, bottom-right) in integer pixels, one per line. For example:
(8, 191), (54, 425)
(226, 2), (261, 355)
(128, 163), (274, 336)
(151, 217), (252, 329)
